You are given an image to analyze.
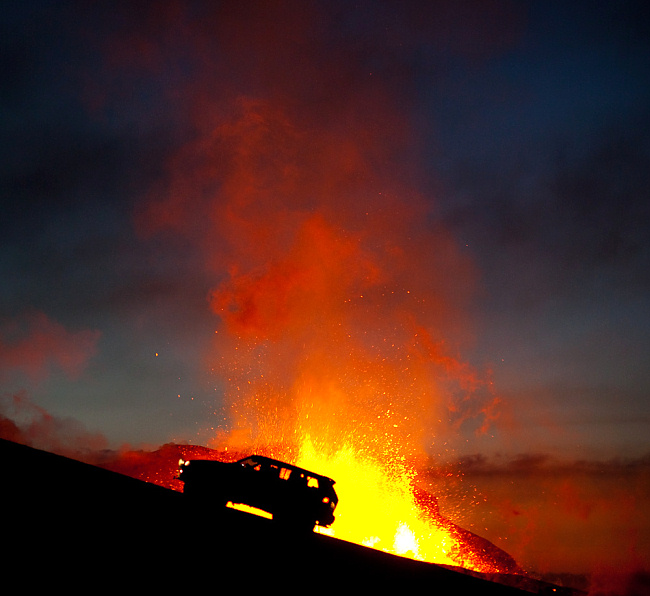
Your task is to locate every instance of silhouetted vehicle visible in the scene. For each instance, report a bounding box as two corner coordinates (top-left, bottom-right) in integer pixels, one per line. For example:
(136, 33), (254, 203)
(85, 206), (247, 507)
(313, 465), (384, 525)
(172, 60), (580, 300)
(178, 455), (338, 532)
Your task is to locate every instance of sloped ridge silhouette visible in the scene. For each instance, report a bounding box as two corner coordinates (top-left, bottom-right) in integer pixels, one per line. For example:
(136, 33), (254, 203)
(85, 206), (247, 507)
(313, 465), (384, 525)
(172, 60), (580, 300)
(2, 438), (578, 594)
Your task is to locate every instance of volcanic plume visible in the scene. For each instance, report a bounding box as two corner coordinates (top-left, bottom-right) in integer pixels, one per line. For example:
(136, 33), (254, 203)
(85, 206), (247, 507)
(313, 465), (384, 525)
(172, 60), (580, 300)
(136, 72), (500, 575)
(135, 40), (498, 451)
(127, 2), (504, 570)
(4, 3), (650, 590)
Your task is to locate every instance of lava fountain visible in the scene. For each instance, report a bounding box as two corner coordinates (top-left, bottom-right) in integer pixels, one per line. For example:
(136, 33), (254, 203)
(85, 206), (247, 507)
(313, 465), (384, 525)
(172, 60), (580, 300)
(142, 97), (502, 572)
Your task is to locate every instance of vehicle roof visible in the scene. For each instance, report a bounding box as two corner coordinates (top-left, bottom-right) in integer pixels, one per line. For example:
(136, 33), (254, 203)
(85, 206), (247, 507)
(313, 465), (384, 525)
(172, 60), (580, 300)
(237, 454), (336, 484)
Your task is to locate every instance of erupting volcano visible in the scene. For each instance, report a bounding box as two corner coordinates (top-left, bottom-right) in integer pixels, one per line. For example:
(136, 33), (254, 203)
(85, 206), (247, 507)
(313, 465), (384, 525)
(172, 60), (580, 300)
(137, 94), (509, 575)
(5, 4), (650, 594)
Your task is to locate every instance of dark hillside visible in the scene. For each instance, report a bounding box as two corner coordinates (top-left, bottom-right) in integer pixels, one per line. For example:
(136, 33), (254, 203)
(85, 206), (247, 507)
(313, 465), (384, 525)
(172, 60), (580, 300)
(2, 438), (572, 593)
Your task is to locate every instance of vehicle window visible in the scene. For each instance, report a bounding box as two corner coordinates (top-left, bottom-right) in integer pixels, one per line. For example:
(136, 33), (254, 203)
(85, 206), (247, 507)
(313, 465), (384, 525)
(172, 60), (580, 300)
(306, 477), (319, 488)
(279, 468), (292, 480)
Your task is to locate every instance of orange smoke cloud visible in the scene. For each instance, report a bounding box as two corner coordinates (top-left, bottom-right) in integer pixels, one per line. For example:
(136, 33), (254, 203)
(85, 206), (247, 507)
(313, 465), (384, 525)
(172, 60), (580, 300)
(137, 84), (495, 467)
(123, 2), (500, 466)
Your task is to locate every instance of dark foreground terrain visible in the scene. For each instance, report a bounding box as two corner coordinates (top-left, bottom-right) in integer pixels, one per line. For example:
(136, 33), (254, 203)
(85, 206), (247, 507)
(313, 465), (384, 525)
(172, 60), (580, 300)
(3, 438), (575, 593)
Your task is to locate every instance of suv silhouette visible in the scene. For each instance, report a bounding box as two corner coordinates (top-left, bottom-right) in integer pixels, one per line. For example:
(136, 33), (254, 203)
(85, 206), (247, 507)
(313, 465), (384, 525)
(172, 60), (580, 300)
(178, 455), (338, 531)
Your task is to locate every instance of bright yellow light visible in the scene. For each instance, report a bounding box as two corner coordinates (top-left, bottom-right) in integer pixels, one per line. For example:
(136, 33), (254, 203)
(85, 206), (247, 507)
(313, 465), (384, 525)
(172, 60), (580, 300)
(394, 523), (420, 558)
(295, 436), (465, 567)
(227, 502), (273, 520)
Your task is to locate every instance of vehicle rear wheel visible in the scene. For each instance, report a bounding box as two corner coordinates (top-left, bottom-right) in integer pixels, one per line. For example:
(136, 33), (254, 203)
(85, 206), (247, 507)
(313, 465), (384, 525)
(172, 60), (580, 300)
(183, 484), (228, 508)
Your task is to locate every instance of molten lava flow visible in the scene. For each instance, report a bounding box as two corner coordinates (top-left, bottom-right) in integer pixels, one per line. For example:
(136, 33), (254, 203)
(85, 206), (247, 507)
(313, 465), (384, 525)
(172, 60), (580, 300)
(296, 436), (467, 567)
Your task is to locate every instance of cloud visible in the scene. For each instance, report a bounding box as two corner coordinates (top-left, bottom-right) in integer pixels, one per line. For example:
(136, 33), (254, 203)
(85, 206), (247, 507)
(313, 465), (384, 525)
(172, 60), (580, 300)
(0, 390), (108, 460)
(439, 108), (650, 317)
(425, 452), (650, 580)
(549, 116), (650, 274)
(97, 1), (506, 462)
(0, 312), (104, 457)
(0, 311), (100, 382)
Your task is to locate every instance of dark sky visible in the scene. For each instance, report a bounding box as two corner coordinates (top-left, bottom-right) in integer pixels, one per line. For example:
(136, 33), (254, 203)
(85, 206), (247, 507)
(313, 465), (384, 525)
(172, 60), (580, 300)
(1, 0), (649, 464)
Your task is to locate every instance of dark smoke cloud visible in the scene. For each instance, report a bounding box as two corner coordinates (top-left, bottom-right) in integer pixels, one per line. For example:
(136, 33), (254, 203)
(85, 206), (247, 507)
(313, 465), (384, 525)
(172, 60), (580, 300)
(439, 112), (650, 314)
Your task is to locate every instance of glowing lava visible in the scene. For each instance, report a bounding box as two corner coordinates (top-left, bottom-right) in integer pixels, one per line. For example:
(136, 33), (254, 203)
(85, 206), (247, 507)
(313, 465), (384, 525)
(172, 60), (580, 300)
(296, 436), (463, 566)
